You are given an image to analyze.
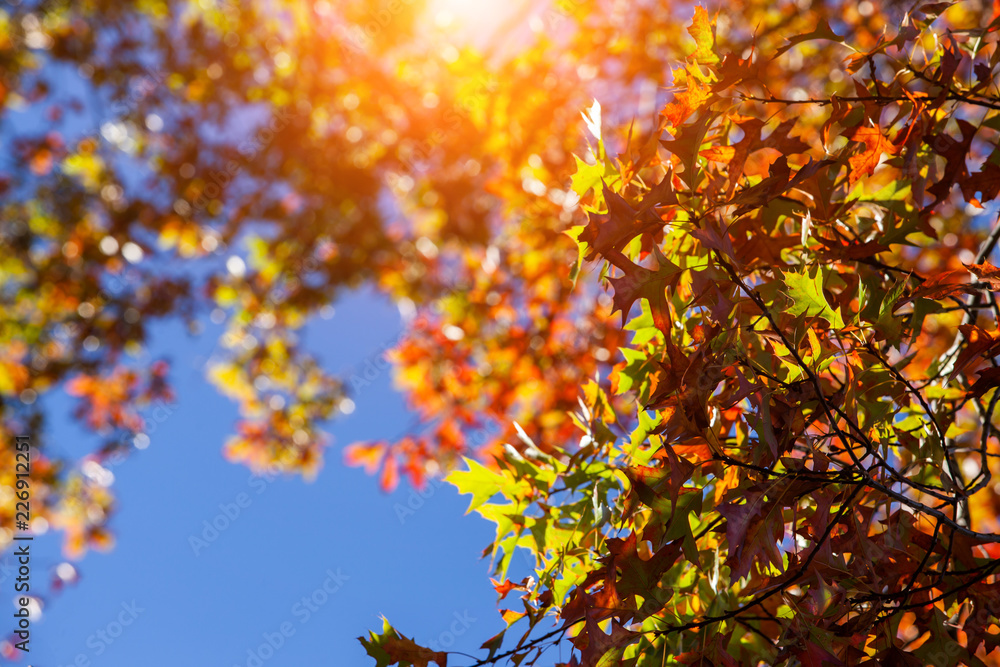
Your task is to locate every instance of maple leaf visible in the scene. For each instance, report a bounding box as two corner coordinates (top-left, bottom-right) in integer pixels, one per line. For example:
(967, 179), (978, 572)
(570, 612), (640, 667)
(846, 125), (897, 185)
(783, 267), (845, 328)
(360, 618), (448, 667)
(717, 488), (786, 580)
(925, 119), (977, 204)
(579, 183), (662, 262)
(960, 160), (1000, 207)
(607, 245), (681, 332)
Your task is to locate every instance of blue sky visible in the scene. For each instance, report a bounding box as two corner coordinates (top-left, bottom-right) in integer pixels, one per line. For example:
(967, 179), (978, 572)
(16, 287), (546, 667)
(1, 4), (566, 663)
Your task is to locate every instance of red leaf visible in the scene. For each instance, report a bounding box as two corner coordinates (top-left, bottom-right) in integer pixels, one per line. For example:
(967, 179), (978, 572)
(717, 488), (786, 580)
(898, 270), (977, 306)
(960, 161), (1000, 206)
(968, 366), (1000, 399)
(383, 635), (448, 667)
(846, 125), (897, 185)
(491, 577), (529, 601)
(950, 324), (1000, 380)
(607, 245), (681, 333)
(661, 75), (711, 128)
(343, 441), (386, 475)
(580, 183), (662, 261)
(925, 119), (977, 204)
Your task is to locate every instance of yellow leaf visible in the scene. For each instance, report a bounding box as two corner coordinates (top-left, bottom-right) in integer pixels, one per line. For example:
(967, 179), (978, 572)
(687, 6), (720, 65)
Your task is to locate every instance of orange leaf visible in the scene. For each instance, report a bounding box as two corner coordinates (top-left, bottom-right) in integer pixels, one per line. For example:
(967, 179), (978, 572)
(500, 609), (526, 626)
(491, 578), (518, 600)
(661, 76), (710, 128)
(343, 441), (385, 475)
(700, 145), (735, 162)
(847, 126), (897, 184)
(687, 6), (719, 64)
(950, 324), (1000, 380)
(379, 453), (400, 492)
(966, 261), (1000, 291)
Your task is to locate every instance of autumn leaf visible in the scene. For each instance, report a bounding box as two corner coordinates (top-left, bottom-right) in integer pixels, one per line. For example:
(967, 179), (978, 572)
(607, 245), (681, 332)
(360, 618), (448, 667)
(687, 6), (720, 65)
(968, 366), (1000, 399)
(783, 266), (845, 328)
(966, 261), (1000, 291)
(717, 488), (786, 580)
(960, 160), (1000, 207)
(491, 577), (529, 601)
(774, 19), (844, 57)
(661, 75), (711, 129)
(926, 119), (977, 204)
(700, 145), (735, 162)
(950, 324), (1000, 380)
(500, 608), (526, 626)
(570, 614), (640, 667)
(898, 270), (977, 306)
(579, 182), (661, 261)
(846, 125), (897, 185)
(7, 0), (1000, 665)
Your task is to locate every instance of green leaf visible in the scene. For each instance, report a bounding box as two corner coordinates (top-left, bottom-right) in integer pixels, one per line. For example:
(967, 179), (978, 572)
(570, 154), (605, 198)
(783, 267), (845, 328)
(447, 458), (507, 513)
(358, 617), (399, 667)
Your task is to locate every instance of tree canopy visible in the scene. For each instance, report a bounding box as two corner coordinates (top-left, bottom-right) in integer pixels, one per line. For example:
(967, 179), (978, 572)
(3, 0), (1000, 664)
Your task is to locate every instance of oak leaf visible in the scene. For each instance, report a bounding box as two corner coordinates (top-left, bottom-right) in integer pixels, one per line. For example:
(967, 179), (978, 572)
(846, 125), (897, 185)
